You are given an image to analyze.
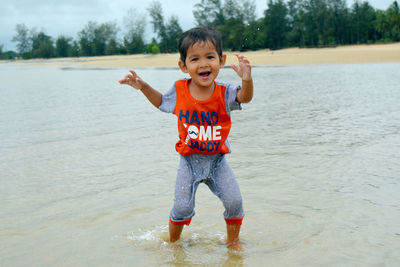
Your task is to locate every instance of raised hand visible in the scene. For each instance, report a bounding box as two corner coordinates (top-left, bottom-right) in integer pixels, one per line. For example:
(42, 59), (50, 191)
(230, 54), (252, 81)
(119, 70), (146, 90)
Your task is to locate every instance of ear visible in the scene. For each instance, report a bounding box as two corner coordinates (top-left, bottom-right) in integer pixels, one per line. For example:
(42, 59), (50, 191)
(178, 60), (188, 73)
(220, 54), (227, 67)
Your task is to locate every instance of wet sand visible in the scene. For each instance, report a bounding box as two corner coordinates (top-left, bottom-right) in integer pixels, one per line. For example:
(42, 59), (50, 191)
(7, 42), (400, 68)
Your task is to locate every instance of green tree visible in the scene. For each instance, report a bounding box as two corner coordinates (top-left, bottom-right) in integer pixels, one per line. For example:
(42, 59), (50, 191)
(123, 8), (147, 54)
(31, 31), (55, 58)
(242, 0), (257, 24)
(240, 1), (263, 50)
(0, 44), (4, 59)
(69, 41), (80, 57)
(287, 0), (305, 47)
(327, 0), (351, 45)
(78, 21), (119, 56)
(386, 1), (400, 41)
(264, 0), (289, 49)
(123, 35), (146, 54)
(0, 45), (17, 60)
(148, 1), (167, 52)
(105, 39), (120, 55)
(375, 9), (390, 41)
(193, 0), (225, 26)
(221, 0), (251, 51)
(350, 1), (377, 44)
(164, 16), (183, 52)
(12, 24), (31, 58)
(78, 21), (95, 56)
(224, 0), (242, 20)
(220, 18), (245, 51)
(55, 36), (72, 57)
(94, 22), (119, 56)
(148, 1), (183, 53)
(193, 0), (260, 51)
(146, 39), (160, 54)
(300, 0), (331, 47)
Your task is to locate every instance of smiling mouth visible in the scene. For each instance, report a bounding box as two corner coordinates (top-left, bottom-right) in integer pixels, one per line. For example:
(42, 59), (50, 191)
(199, 71), (211, 77)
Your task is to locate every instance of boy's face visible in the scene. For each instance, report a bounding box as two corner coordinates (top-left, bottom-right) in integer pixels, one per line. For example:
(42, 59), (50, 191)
(178, 41), (226, 91)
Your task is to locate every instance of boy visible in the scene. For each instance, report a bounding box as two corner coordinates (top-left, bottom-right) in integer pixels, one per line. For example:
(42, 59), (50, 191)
(119, 27), (253, 250)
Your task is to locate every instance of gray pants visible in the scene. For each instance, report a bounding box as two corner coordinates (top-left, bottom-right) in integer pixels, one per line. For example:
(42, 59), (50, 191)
(170, 153), (244, 225)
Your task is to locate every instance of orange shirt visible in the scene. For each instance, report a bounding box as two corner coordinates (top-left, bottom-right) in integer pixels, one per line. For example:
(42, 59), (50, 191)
(173, 79), (232, 155)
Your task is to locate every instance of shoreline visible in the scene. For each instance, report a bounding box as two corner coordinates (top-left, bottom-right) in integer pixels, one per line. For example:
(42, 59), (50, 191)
(2, 42), (400, 68)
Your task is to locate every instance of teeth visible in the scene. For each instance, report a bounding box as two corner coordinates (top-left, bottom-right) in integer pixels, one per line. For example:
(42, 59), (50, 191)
(199, 72), (210, 77)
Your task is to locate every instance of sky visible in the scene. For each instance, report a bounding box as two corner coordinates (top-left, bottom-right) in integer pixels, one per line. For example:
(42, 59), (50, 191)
(1, 0), (397, 51)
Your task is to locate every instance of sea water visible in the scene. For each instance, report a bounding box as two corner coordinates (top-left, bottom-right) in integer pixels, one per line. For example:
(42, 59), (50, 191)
(0, 61), (399, 266)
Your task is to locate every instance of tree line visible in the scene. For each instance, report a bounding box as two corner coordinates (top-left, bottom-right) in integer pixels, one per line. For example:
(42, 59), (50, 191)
(1, 0), (399, 60)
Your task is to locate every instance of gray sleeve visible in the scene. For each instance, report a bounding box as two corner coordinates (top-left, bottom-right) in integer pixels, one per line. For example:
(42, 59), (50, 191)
(225, 83), (242, 114)
(159, 84), (176, 113)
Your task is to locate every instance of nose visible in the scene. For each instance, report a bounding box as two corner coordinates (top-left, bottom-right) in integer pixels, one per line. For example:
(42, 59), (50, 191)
(199, 57), (209, 68)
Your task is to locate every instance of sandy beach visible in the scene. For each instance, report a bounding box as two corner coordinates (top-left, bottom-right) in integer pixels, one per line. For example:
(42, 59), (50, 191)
(6, 42), (400, 68)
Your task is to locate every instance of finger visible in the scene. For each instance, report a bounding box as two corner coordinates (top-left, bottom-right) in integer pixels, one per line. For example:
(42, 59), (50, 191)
(241, 57), (250, 63)
(119, 78), (130, 84)
(119, 73), (132, 84)
(238, 57), (248, 66)
(239, 56), (249, 64)
(119, 76), (128, 83)
(120, 73), (130, 80)
(235, 53), (244, 60)
(230, 64), (239, 73)
(129, 70), (137, 77)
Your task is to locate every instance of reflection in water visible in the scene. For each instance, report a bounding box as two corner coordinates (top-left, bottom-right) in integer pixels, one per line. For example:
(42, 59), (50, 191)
(165, 236), (244, 266)
(162, 243), (244, 267)
(170, 246), (189, 267)
(223, 250), (244, 267)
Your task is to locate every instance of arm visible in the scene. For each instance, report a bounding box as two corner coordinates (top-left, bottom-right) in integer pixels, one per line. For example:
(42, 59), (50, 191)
(230, 54), (253, 103)
(119, 70), (162, 108)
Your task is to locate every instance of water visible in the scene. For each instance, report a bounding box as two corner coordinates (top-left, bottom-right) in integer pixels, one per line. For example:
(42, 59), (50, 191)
(1, 62), (399, 266)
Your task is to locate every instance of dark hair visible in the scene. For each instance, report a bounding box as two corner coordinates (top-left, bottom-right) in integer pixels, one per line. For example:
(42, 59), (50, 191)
(178, 26), (223, 63)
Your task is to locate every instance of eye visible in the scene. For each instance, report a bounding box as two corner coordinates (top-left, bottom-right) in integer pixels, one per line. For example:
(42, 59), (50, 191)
(208, 55), (215, 59)
(191, 58), (198, 62)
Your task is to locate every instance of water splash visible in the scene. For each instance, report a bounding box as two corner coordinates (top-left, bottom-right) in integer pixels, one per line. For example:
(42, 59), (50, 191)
(125, 225), (169, 247)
